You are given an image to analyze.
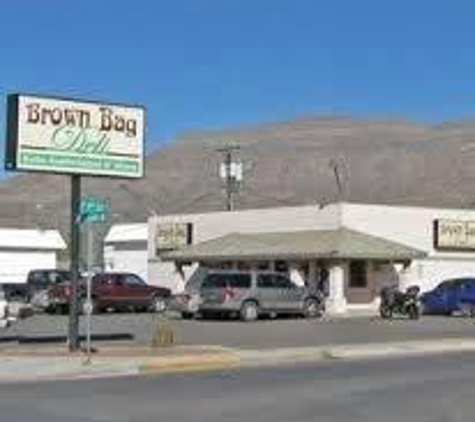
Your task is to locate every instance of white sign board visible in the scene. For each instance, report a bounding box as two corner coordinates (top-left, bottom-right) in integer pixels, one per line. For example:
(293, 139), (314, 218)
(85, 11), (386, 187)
(5, 94), (145, 178)
(434, 219), (475, 250)
(156, 223), (192, 250)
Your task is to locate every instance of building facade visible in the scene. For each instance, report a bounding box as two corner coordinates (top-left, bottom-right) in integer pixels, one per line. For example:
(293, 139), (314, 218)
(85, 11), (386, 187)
(0, 229), (66, 285)
(103, 224), (148, 281)
(105, 202), (475, 314)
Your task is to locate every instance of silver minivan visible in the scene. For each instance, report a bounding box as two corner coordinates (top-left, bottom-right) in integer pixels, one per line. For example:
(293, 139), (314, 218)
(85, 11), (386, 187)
(199, 270), (324, 321)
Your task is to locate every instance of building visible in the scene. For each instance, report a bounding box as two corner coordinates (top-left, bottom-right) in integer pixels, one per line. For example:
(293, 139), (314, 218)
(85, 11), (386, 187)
(104, 202), (475, 314)
(0, 229), (66, 285)
(103, 223), (148, 281)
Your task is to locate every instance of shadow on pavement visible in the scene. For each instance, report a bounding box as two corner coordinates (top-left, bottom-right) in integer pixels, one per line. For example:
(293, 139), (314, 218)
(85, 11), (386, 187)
(0, 333), (134, 345)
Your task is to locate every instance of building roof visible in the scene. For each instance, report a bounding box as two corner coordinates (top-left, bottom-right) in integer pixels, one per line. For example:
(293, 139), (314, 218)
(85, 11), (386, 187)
(0, 229), (66, 250)
(105, 224), (148, 243)
(163, 228), (426, 262)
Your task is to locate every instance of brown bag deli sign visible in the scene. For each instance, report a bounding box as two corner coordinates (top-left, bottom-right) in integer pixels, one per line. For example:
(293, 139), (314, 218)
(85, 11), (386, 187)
(5, 94), (145, 178)
(434, 219), (475, 251)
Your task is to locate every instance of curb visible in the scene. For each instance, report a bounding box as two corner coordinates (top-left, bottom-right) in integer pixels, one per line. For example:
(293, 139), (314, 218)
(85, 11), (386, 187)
(237, 338), (475, 368)
(1, 338), (475, 382)
(138, 353), (241, 375)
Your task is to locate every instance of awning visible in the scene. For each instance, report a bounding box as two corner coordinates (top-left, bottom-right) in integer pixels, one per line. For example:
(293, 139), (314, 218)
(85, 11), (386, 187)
(162, 228), (426, 262)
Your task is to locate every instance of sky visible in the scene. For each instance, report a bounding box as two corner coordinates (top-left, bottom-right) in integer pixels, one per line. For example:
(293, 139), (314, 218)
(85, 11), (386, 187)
(2, 0), (475, 175)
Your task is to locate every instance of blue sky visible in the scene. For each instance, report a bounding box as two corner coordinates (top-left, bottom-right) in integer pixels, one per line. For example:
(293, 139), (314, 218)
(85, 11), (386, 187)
(2, 0), (475, 171)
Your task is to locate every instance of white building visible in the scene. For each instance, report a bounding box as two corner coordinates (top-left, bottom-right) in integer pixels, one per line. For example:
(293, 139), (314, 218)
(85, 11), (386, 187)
(150, 203), (475, 313)
(105, 202), (475, 314)
(0, 229), (66, 285)
(103, 223), (148, 281)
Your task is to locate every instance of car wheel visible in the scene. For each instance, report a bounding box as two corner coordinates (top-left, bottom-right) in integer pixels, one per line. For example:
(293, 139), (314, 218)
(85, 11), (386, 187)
(181, 312), (194, 320)
(240, 301), (259, 322)
(150, 296), (167, 313)
(303, 298), (323, 319)
(379, 304), (392, 319)
(407, 304), (420, 320)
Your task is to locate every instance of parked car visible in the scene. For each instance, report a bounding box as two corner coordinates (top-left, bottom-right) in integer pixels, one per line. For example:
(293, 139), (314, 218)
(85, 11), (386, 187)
(197, 269), (324, 321)
(420, 278), (475, 316)
(26, 269), (72, 306)
(47, 272), (171, 314)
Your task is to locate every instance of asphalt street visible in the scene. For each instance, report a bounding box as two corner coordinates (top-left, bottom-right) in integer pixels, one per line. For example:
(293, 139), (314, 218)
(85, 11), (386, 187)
(1, 352), (475, 421)
(2, 312), (475, 349)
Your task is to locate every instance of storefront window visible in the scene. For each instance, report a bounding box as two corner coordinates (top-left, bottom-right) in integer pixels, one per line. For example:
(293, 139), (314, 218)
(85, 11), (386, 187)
(349, 260), (368, 288)
(237, 262), (251, 270)
(275, 260), (289, 273)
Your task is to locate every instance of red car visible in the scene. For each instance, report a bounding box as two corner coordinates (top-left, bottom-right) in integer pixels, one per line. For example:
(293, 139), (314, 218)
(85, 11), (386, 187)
(47, 272), (171, 314)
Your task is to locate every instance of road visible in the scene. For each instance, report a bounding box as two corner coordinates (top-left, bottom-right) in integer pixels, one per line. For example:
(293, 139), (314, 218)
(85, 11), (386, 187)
(2, 312), (475, 349)
(1, 352), (475, 421)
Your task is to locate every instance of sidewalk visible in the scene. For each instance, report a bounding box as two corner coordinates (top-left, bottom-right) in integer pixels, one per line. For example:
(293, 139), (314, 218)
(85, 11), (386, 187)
(1, 337), (475, 383)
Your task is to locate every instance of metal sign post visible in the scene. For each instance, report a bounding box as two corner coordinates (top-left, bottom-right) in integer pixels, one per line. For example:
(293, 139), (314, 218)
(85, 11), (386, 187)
(80, 196), (110, 361)
(84, 221), (94, 363)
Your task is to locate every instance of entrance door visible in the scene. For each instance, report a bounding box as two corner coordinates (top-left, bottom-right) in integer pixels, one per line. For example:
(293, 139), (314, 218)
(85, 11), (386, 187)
(346, 260), (375, 304)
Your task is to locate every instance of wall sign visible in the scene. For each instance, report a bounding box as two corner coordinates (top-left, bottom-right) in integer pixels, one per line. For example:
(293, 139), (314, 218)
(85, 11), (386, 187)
(434, 219), (475, 251)
(5, 94), (145, 178)
(156, 223), (193, 250)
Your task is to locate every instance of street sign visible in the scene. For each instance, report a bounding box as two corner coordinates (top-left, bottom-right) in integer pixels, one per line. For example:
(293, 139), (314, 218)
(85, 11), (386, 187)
(80, 196), (110, 223)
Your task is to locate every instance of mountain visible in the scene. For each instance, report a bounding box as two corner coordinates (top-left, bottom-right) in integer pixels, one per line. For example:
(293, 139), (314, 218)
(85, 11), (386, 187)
(2, 117), (475, 239)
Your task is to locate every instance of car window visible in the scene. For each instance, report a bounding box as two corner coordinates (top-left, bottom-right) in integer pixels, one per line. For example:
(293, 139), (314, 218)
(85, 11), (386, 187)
(28, 270), (71, 287)
(124, 274), (146, 287)
(436, 281), (453, 291)
(94, 274), (122, 286)
(257, 274), (275, 288)
(201, 274), (228, 289)
(273, 275), (295, 289)
(227, 274), (251, 289)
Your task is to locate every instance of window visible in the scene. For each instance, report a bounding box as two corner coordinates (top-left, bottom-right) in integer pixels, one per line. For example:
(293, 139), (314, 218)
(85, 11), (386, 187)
(257, 262), (270, 271)
(275, 261), (289, 273)
(124, 274), (146, 287)
(349, 261), (368, 288)
(228, 274), (251, 289)
(202, 273), (251, 289)
(273, 275), (295, 289)
(257, 274), (275, 288)
(202, 274), (228, 289)
(257, 274), (295, 289)
(94, 274), (121, 286)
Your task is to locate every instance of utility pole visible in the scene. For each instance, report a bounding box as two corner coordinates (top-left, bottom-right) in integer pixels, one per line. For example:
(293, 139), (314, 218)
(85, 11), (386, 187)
(329, 158), (348, 202)
(217, 144), (243, 211)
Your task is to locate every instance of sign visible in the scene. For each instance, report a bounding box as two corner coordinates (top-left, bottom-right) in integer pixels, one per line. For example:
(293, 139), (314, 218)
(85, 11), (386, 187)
(80, 196), (110, 223)
(156, 223), (193, 250)
(434, 219), (475, 251)
(5, 94), (145, 178)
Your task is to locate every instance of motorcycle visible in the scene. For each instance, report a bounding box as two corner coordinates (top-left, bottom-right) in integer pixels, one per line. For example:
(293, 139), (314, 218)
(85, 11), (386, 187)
(379, 285), (421, 320)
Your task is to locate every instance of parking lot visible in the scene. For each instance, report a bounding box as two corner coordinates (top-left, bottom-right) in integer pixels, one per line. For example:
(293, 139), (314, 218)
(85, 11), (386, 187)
(2, 312), (475, 350)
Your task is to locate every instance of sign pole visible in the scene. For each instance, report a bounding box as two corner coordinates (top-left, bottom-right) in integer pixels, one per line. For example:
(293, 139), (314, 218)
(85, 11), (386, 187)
(68, 175), (81, 352)
(85, 221), (94, 363)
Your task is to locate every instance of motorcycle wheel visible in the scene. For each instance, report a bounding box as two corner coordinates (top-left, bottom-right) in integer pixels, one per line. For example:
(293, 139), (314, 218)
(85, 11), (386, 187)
(408, 304), (420, 320)
(379, 305), (393, 319)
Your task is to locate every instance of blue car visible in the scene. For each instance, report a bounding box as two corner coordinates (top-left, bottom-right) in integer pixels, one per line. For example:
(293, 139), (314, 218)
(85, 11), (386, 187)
(420, 278), (475, 316)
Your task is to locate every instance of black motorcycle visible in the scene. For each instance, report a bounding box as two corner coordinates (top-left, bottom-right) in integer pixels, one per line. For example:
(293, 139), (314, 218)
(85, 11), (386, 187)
(379, 285), (421, 320)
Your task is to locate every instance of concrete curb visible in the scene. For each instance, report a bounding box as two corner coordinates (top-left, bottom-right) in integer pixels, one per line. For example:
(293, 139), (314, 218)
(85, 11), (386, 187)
(1, 338), (475, 382)
(236, 338), (475, 368)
